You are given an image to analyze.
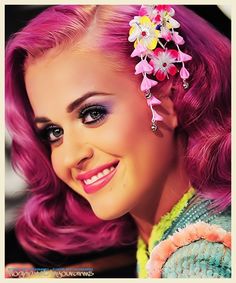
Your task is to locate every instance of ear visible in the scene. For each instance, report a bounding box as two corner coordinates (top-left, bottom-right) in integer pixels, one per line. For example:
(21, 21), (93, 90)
(153, 83), (178, 130)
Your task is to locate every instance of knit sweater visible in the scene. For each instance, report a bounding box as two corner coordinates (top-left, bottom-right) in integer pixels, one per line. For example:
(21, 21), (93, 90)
(136, 189), (231, 278)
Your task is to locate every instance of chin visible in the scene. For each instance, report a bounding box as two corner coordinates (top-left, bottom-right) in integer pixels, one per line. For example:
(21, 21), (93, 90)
(92, 207), (127, 221)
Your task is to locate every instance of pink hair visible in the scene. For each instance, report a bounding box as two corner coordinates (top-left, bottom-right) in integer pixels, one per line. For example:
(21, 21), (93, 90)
(5, 5), (230, 261)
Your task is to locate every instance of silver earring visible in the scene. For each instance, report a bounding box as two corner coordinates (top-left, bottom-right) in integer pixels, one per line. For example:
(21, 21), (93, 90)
(151, 121), (158, 132)
(182, 79), (189, 89)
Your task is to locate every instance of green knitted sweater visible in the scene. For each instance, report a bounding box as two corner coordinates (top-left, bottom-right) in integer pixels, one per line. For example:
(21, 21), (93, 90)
(137, 193), (231, 278)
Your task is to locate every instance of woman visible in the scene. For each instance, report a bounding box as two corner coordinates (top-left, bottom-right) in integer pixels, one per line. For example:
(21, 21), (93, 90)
(5, 5), (231, 278)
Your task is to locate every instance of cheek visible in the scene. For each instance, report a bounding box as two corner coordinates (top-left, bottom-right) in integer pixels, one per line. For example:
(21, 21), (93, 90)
(98, 107), (176, 181)
(50, 149), (69, 182)
(95, 104), (151, 155)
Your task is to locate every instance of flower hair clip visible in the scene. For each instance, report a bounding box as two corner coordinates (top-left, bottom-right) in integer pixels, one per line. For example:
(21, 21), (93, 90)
(128, 5), (192, 131)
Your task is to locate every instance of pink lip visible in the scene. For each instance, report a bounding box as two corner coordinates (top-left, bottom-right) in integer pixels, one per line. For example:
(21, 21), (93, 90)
(76, 160), (119, 194)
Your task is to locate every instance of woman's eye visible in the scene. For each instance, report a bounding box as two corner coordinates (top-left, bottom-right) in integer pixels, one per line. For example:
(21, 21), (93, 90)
(79, 105), (108, 124)
(37, 105), (107, 143)
(39, 125), (63, 143)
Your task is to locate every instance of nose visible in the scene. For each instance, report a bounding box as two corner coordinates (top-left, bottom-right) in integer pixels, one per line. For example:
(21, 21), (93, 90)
(62, 130), (93, 170)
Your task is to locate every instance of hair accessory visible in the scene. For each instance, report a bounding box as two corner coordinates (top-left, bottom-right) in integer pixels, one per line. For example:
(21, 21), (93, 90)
(128, 5), (192, 131)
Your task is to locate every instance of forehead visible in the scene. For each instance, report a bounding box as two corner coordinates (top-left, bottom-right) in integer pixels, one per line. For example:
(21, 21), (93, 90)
(24, 47), (139, 116)
(25, 48), (112, 92)
(25, 47), (112, 82)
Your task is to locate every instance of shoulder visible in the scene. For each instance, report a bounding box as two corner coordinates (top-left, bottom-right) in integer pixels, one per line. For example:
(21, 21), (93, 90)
(147, 212), (231, 278)
(162, 239), (231, 278)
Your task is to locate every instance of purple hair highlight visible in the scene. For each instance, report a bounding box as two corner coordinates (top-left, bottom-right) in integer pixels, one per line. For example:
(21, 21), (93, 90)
(5, 5), (230, 261)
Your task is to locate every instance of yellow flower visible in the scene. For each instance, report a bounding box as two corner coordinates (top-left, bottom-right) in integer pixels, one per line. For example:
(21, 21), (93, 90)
(128, 16), (160, 50)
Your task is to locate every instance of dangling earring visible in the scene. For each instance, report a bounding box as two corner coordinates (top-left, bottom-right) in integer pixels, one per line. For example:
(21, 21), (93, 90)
(128, 5), (192, 133)
(145, 90), (163, 132)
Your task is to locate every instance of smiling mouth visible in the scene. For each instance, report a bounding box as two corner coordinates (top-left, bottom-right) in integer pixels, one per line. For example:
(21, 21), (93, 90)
(83, 166), (116, 185)
(76, 161), (119, 194)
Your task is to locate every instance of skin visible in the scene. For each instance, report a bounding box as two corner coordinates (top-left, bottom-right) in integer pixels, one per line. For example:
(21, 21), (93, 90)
(24, 47), (190, 243)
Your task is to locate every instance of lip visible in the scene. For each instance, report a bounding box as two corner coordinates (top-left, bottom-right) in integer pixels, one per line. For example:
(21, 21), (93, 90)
(76, 160), (119, 194)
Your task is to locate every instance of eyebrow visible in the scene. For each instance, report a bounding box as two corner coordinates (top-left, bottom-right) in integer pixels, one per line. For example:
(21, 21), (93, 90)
(34, 91), (112, 124)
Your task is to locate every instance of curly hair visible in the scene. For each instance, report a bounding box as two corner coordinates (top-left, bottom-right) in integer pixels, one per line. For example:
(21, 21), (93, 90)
(5, 5), (230, 261)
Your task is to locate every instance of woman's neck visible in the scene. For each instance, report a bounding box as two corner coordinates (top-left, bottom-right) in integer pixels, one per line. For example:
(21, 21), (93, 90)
(130, 139), (190, 245)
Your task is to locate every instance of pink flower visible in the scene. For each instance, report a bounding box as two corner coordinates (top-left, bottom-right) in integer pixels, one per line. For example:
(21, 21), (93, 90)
(178, 50), (192, 62)
(139, 5), (157, 20)
(156, 5), (172, 12)
(159, 26), (172, 41)
(150, 48), (178, 81)
(152, 109), (163, 122)
(135, 59), (153, 75)
(154, 5), (179, 28)
(131, 42), (147, 57)
(141, 76), (158, 91)
(180, 66), (190, 79)
(154, 5), (173, 22)
(146, 95), (161, 106)
(172, 32), (185, 45)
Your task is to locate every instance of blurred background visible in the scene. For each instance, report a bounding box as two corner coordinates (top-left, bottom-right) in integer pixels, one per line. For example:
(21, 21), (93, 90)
(5, 5), (231, 278)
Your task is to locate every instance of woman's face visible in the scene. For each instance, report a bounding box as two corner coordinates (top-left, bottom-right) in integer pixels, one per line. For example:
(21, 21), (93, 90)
(25, 47), (178, 220)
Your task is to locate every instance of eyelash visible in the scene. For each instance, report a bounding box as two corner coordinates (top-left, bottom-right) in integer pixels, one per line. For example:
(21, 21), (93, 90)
(38, 104), (108, 144)
(79, 104), (108, 124)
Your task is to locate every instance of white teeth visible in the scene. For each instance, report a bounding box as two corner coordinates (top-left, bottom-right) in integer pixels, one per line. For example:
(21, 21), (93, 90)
(91, 175), (98, 182)
(98, 172), (103, 178)
(83, 166), (115, 185)
(103, 169), (110, 175)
